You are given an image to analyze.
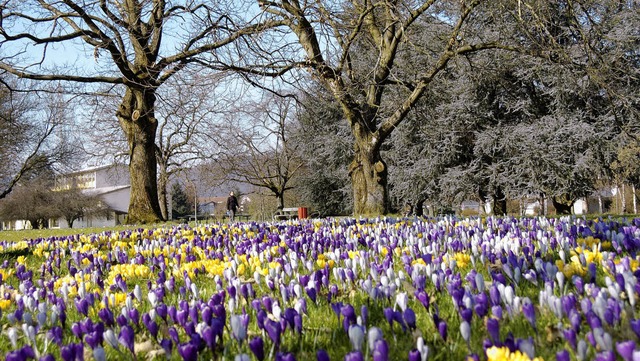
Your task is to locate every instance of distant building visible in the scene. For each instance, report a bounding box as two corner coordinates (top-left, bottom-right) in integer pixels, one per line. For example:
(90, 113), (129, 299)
(52, 165), (130, 228)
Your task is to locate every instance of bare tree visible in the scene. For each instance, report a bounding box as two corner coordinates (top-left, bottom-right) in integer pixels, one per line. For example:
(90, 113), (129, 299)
(205, 94), (304, 210)
(53, 188), (109, 228)
(0, 0), (283, 223)
(0, 78), (77, 199)
(154, 71), (234, 219)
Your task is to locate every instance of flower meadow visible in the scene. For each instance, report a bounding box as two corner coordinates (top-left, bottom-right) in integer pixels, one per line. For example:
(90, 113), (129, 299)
(1, 216), (640, 361)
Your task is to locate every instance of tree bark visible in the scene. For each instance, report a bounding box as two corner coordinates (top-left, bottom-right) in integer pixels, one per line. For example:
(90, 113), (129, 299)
(552, 196), (573, 215)
(633, 184), (637, 214)
(415, 199), (425, 217)
(621, 183), (627, 214)
(158, 165), (169, 221)
(349, 127), (388, 216)
(118, 88), (163, 224)
(492, 187), (507, 216)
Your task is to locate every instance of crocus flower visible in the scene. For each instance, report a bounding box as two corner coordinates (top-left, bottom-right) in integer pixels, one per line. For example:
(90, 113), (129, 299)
(98, 308), (114, 327)
(235, 354), (251, 361)
(249, 336), (265, 361)
(404, 308), (417, 330)
(178, 342), (198, 361)
(60, 343), (83, 361)
(348, 325), (365, 351)
(408, 349), (421, 361)
(93, 346), (106, 361)
(522, 302), (536, 331)
(372, 339), (389, 361)
(306, 287), (317, 304)
(40, 354), (56, 361)
(415, 290), (430, 310)
(118, 325), (135, 354)
(383, 308), (394, 329)
(616, 340), (636, 361)
(202, 326), (216, 350)
(486, 318), (500, 344)
(265, 319), (282, 349)
(438, 321), (447, 341)
(460, 321), (471, 346)
(344, 351), (363, 361)
(103, 329), (119, 350)
(556, 349), (570, 361)
(631, 319), (640, 340)
(317, 349), (330, 361)
(231, 314), (248, 345)
(5, 346), (36, 361)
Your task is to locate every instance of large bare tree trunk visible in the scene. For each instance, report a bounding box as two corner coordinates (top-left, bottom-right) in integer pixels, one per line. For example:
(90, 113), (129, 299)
(158, 165), (169, 221)
(349, 125), (388, 215)
(621, 183), (627, 214)
(633, 184), (637, 214)
(118, 88), (163, 224)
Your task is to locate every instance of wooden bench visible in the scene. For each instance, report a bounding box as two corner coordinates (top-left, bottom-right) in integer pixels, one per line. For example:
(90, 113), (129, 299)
(222, 213), (250, 222)
(273, 207), (299, 221)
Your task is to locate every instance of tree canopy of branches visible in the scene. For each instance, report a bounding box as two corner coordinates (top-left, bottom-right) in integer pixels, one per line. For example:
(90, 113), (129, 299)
(221, 0), (607, 215)
(0, 0), (282, 223)
(291, 1), (639, 216)
(0, 78), (77, 200)
(294, 87), (353, 216)
(205, 94), (304, 210)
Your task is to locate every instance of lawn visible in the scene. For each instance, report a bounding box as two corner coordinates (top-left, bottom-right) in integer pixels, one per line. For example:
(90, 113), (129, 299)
(0, 216), (639, 361)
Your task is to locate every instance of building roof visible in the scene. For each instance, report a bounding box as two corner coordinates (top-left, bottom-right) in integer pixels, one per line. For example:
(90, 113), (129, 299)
(82, 185), (130, 196)
(63, 164), (128, 176)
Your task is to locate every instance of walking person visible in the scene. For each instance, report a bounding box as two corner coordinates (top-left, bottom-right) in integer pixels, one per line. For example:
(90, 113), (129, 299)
(226, 191), (238, 222)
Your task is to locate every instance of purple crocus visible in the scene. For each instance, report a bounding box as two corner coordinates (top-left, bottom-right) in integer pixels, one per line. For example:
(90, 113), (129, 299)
(60, 343), (83, 361)
(486, 318), (500, 343)
(372, 339), (388, 361)
(276, 352), (297, 361)
(438, 321), (447, 341)
(522, 302), (536, 331)
(5, 346), (36, 361)
(404, 308), (417, 330)
(249, 336), (265, 361)
(383, 308), (394, 329)
(178, 342), (198, 361)
(317, 349), (330, 361)
(556, 350), (570, 361)
(265, 319), (282, 349)
(415, 290), (430, 310)
(595, 351), (616, 361)
(75, 298), (89, 316)
(616, 340), (636, 361)
(118, 325), (135, 354)
(202, 326), (216, 350)
(344, 351), (363, 361)
(408, 348), (421, 361)
(98, 308), (114, 327)
(341, 304), (357, 332)
(306, 287), (317, 304)
(630, 319), (640, 340)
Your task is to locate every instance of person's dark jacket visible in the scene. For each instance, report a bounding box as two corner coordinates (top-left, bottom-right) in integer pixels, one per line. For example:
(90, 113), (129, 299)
(226, 195), (238, 212)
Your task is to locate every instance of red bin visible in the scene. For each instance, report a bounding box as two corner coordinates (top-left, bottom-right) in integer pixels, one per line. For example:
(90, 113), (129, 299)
(298, 207), (308, 219)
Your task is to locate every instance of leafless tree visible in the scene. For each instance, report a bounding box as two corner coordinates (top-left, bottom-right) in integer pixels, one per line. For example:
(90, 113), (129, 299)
(0, 78), (77, 199)
(204, 93), (304, 210)
(53, 188), (109, 228)
(0, 0), (284, 223)
(155, 71), (234, 219)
